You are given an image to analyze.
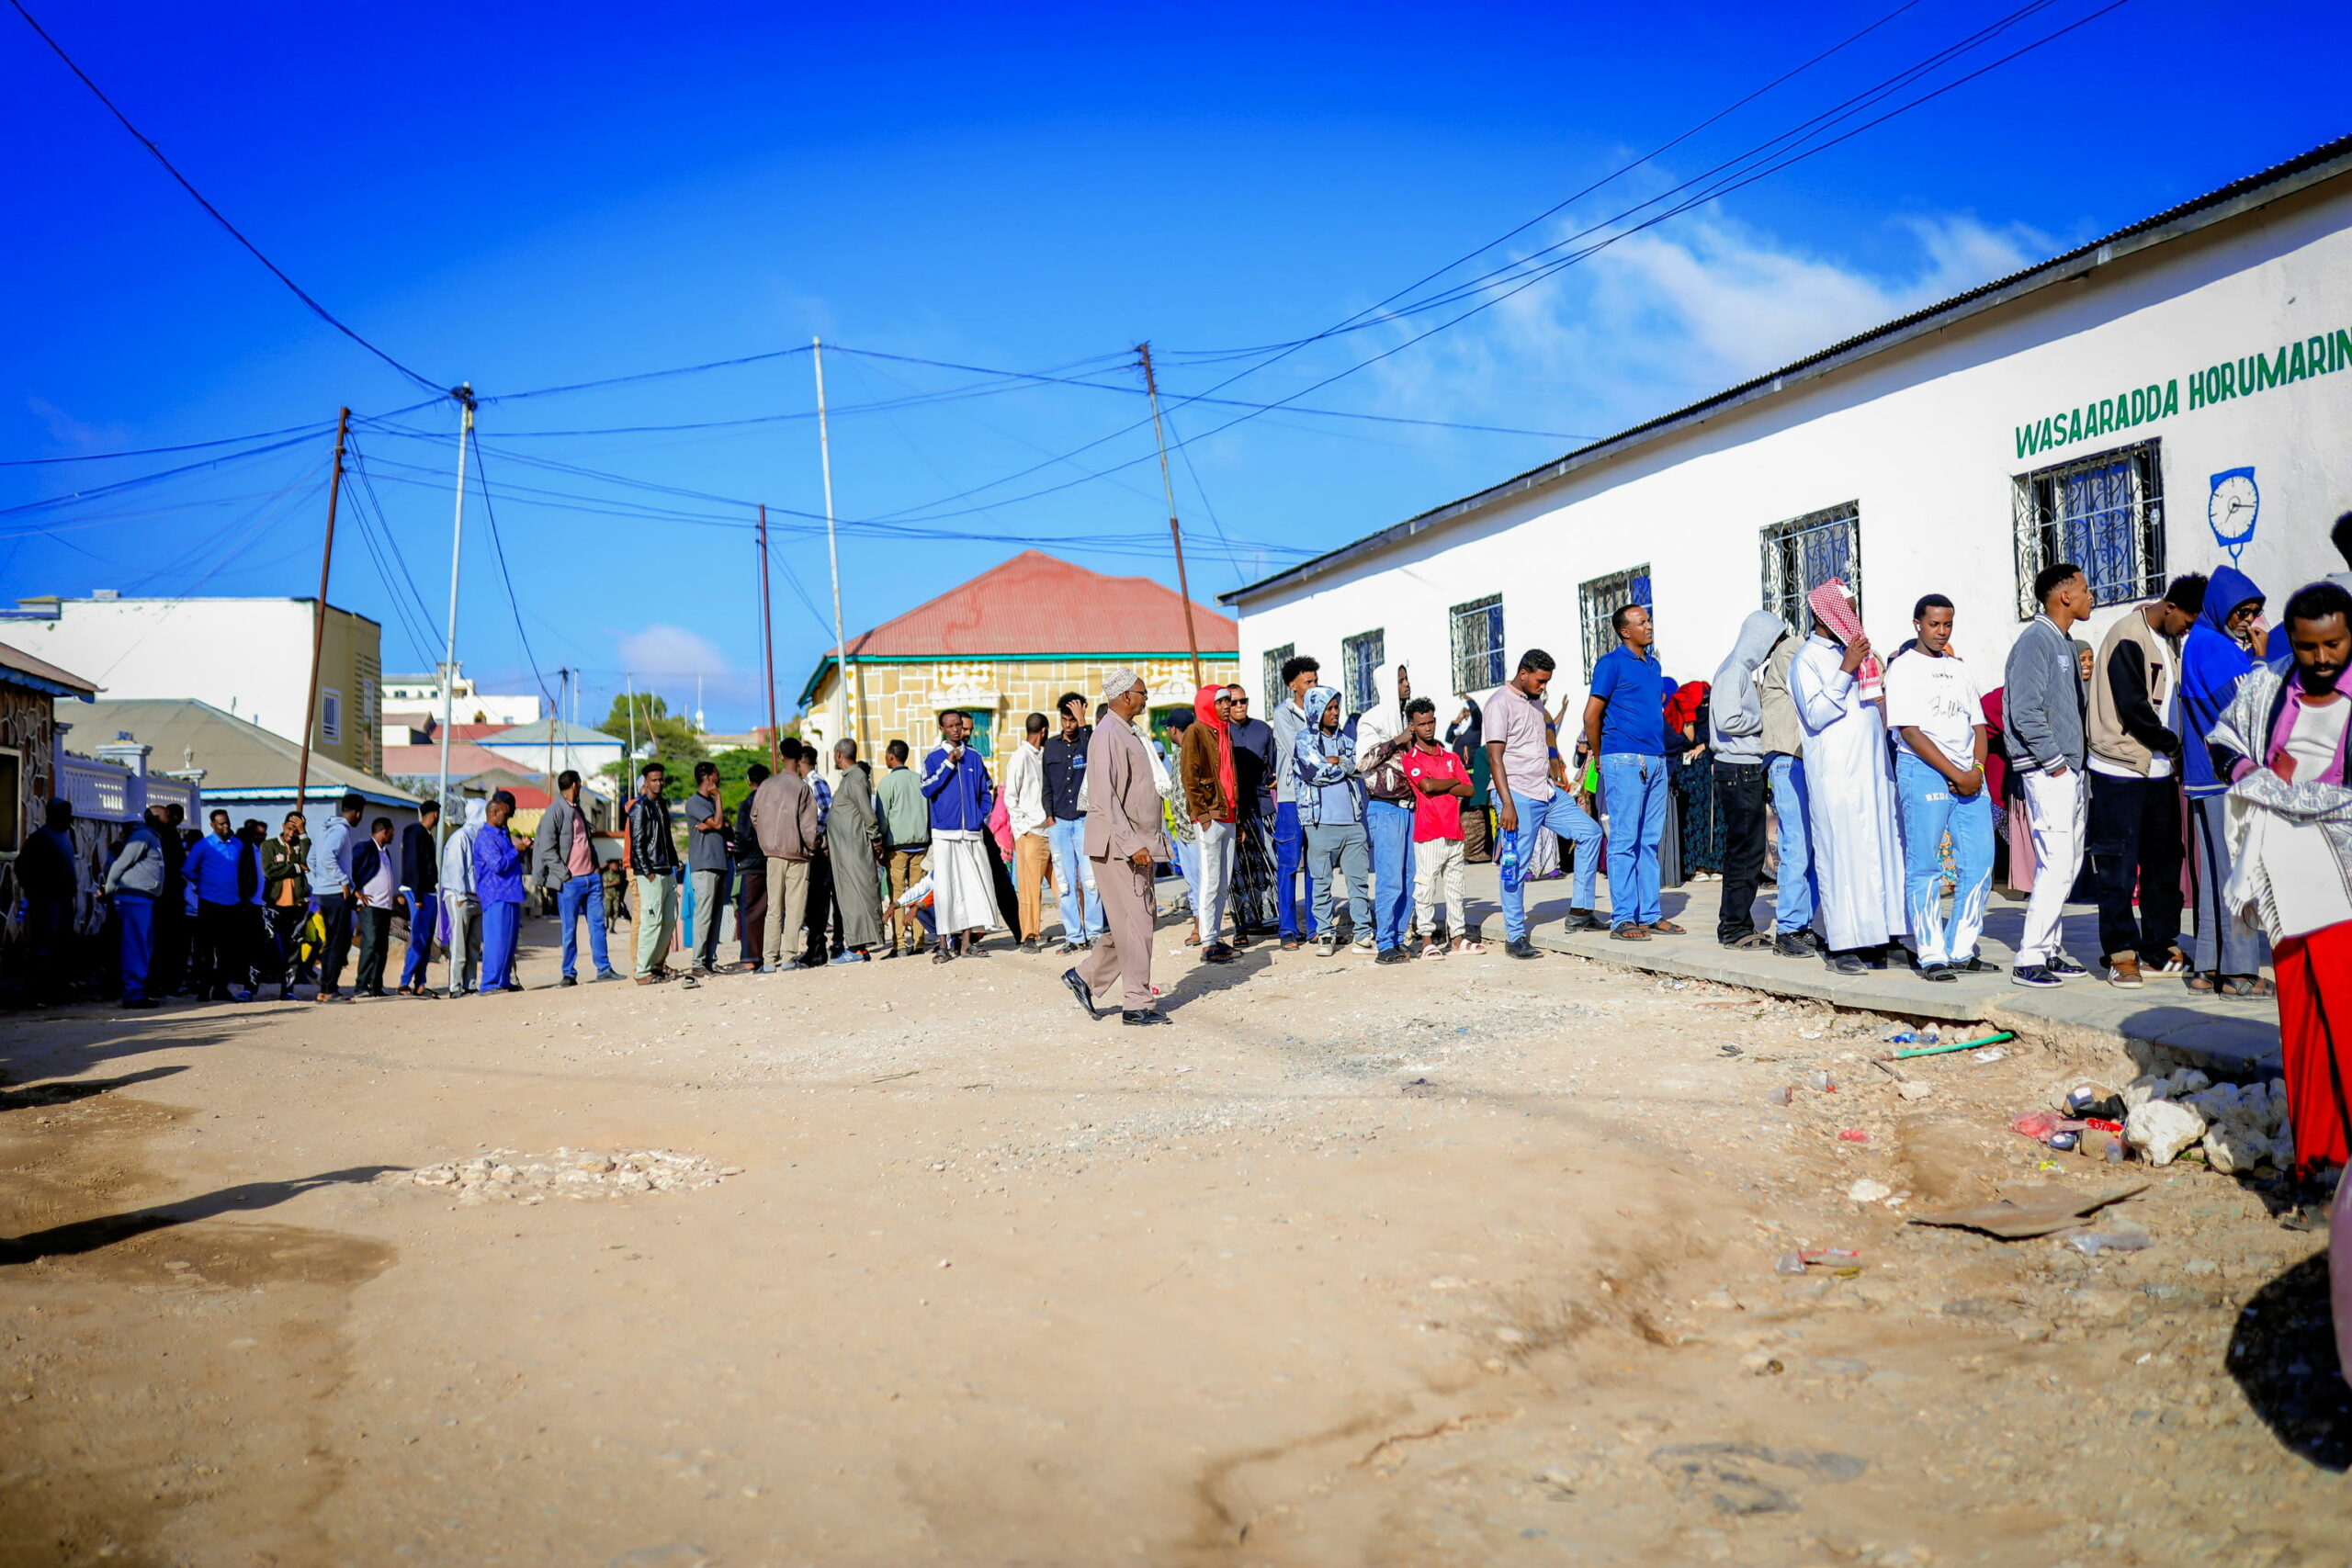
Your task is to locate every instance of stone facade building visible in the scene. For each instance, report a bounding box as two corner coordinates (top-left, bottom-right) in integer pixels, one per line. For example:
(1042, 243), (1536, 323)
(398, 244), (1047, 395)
(796, 551), (1239, 761)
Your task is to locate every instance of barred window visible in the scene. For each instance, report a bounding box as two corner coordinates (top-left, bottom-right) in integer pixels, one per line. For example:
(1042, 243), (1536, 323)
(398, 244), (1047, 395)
(1261, 642), (1295, 712)
(321, 688), (343, 743)
(2012, 441), (2165, 618)
(1577, 566), (1651, 680)
(1341, 628), (1385, 715)
(1449, 594), (1505, 694)
(1760, 502), (1860, 637)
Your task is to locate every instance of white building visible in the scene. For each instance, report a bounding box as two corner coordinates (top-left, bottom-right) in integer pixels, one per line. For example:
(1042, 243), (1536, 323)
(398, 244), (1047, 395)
(474, 719), (628, 782)
(381, 669), (542, 729)
(5, 593), (387, 778)
(1223, 139), (2352, 719)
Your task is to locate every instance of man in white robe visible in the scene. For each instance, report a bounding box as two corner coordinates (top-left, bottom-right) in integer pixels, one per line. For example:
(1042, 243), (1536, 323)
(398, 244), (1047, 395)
(1791, 580), (1908, 974)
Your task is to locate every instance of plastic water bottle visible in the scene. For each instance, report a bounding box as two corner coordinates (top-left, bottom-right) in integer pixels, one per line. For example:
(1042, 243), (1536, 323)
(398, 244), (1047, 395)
(1499, 833), (1523, 893)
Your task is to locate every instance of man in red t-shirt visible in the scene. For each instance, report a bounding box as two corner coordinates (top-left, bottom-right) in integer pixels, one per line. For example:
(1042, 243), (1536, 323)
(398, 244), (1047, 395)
(1401, 696), (1477, 956)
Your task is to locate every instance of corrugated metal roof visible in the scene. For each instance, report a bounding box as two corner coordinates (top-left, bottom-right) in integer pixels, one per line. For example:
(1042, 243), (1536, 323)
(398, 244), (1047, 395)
(476, 718), (623, 747)
(381, 741), (518, 777)
(1221, 132), (2352, 606)
(76, 699), (418, 802)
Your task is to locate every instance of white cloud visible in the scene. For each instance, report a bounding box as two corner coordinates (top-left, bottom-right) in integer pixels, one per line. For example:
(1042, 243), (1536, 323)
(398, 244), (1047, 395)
(613, 624), (744, 719)
(26, 395), (131, 455)
(1359, 208), (2051, 437)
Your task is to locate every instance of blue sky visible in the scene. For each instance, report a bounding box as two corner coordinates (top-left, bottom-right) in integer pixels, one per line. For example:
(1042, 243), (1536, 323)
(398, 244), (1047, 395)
(4, 0), (2343, 729)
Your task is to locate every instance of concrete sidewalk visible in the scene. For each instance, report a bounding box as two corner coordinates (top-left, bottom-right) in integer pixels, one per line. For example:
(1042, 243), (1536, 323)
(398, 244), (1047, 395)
(1369, 859), (2282, 1078)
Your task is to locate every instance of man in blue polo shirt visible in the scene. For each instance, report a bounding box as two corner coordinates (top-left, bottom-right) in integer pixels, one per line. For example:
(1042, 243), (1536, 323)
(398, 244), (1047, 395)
(1583, 604), (1677, 941)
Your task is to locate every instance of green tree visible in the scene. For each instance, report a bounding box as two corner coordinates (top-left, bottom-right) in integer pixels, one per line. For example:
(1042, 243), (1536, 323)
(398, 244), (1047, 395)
(598, 693), (700, 795)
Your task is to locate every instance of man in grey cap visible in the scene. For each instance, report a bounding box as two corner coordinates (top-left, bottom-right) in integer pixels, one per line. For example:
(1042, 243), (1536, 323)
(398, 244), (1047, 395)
(1062, 670), (1172, 1025)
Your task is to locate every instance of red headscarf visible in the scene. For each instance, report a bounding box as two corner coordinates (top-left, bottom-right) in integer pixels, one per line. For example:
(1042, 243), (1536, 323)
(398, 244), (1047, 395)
(1192, 683), (1238, 809)
(1806, 578), (1883, 700)
(1664, 681), (1709, 735)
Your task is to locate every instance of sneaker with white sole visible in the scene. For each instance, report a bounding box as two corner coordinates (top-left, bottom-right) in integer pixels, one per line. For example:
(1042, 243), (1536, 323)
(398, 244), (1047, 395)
(2047, 954), (2091, 980)
(2012, 964), (2063, 988)
(2107, 953), (2144, 988)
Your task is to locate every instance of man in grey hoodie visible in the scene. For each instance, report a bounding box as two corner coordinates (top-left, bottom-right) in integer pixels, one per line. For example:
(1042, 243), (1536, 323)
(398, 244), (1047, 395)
(1709, 611), (1789, 948)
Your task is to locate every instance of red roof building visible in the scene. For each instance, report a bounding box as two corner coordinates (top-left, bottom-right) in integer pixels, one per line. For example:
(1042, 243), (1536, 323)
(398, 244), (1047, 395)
(797, 551), (1240, 760)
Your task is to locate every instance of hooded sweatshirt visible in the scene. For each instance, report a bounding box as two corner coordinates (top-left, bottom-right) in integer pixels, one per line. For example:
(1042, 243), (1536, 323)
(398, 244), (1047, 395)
(1294, 684), (1364, 828)
(2181, 563), (2266, 798)
(1710, 611), (1788, 766)
(440, 799), (486, 896)
(1351, 663), (1407, 771)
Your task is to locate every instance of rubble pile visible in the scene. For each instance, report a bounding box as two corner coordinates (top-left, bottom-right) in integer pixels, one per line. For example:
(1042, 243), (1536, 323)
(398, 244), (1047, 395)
(2120, 1070), (2294, 1173)
(390, 1147), (739, 1203)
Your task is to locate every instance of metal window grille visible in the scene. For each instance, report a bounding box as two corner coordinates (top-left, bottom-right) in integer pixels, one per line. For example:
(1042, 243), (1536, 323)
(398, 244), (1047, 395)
(1341, 628), (1385, 714)
(1759, 502), (1860, 637)
(2011, 441), (2165, 618)
(1448, 594), (1506, 694)
(1577, 566), (1651, 679)
(321, 688), (343, 743)
(1261, 642), (1295, 712)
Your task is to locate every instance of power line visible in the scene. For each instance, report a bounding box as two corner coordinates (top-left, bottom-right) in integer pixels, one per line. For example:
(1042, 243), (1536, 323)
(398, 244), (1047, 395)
(464, 427), (559, 707)
(6, 0), (445, 394)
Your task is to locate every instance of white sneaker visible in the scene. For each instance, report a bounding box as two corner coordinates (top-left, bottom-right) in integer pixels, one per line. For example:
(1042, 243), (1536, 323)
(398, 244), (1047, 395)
(1352, 935), (1375, 953)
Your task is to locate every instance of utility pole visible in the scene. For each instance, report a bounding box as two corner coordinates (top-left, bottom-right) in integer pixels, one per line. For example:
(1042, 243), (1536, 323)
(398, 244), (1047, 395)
(758, 504), (779, 768)
(296, 406), (351, 811)
(813, 337), (851, 748)
(545, 666), (560, 798)
(1137, 342), (1203, 688)
(435, 385), (476, 847)
(624, 671), (639, 769)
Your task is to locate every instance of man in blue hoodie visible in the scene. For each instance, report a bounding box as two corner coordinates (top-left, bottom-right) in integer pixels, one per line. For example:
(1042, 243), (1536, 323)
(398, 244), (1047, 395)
(101, 807), (168, 1009)
(2180, 563), (2271, 994)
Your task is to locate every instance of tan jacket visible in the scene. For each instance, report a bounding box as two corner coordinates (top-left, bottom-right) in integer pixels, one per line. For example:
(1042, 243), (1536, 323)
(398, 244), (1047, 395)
(1084, 716), (1171, 863)
(1178, 723), (1236, 823)
(2088, 606), (2181, 775)
(750, 770), (820, 861)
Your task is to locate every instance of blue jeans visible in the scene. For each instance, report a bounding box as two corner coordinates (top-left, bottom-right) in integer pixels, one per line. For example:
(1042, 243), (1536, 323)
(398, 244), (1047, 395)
(481, 900), (522, 990)
(1600, 754), (1669, 928)
(1894, 753), (1995, 966)
(557, 872), (611, 977)
(401, 887), (435, 989)
(1367, 799), (1415, 951)
(1500, 790), (1602, 942)
(116, 890), (154, 1001)
(1768, 754), (1818, 935)
(1047, 817), (1103, 939)
(1275, 800), (1314, 938)
(1305, 821), (1371, 935)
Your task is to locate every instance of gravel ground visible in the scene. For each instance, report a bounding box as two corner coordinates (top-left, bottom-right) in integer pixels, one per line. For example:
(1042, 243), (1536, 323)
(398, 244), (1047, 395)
(0, 912), (2344, 1566)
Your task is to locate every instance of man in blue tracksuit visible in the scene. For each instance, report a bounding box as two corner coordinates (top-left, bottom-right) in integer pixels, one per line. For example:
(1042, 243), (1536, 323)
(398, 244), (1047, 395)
(474, 791), (528, 992)
(102, 807), (168, 1009)
(921, 710), (999, 957)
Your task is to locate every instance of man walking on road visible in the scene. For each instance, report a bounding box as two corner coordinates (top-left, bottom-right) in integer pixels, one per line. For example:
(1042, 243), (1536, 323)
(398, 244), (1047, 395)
(2004, 561), (2096, 988)
(308, 793), (364, 1002)
(627, 762), (681, 984)
(1063, 670), (1170, 1025)
(1487, 650), (1604, 957)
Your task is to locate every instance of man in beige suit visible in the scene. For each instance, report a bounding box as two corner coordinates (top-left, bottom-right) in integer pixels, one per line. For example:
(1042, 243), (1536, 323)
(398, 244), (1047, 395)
(751, 753), (820, 973)
(1063, 670), (1172, 1026)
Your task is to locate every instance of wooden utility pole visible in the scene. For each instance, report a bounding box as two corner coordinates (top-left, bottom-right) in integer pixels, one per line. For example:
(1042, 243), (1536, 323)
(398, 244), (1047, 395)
(1136, 343), (1204, 688)
(757, 504), (779, 767)
(295, 406), (352, 807)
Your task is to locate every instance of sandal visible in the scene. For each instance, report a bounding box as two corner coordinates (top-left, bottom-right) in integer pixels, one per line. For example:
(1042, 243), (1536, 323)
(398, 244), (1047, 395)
(2185, 971), (2217, 994)
(932, 945), (954, 964)
(1726, 931), (1774, 951)
(2218, 975), (2265, 998)
(1647, 919), (1687, 935)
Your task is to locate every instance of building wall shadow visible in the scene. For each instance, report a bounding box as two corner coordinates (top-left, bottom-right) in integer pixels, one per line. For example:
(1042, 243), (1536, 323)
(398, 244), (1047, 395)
(2226, 1251), (2350, 1471)
(0, 1166), (402, 1266)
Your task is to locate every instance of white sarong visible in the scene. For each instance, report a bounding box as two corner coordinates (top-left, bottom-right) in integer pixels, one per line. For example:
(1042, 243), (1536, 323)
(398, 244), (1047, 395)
(929, 829), (1002, 934)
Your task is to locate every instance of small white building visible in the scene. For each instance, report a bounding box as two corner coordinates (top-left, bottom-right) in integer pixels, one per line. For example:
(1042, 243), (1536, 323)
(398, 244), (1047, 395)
(381, 669), (542, 729)
(473, 719), (628, 782)
(5, 593), (387, 778)
(1223, 139), (2352, 716)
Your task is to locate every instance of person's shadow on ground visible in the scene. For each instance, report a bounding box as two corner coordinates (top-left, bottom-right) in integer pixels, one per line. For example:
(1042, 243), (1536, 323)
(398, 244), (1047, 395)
(0, 1166), (402, 1266)
(2226, 1250), (2351, 1471)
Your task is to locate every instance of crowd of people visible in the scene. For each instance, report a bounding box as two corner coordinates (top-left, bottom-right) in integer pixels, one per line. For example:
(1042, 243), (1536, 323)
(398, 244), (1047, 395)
(13, 519), (2350, 1188)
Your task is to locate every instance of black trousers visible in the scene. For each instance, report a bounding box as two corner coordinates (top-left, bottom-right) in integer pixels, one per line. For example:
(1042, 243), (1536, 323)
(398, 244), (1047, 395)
(737, 868), (768, 968)
(195, 899), (251, 998)
(267, 904), (312, 990)
(355, 906), (393, 993)
(317, 895), (356, 993)
(1714, 761), (1770, 943)
(802, 852), (838, 964)
(2086, 771), (2185, 964)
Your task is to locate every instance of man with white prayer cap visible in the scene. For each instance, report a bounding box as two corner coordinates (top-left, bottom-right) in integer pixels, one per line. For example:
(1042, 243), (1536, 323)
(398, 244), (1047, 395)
(1062, 669), (1172, 1025)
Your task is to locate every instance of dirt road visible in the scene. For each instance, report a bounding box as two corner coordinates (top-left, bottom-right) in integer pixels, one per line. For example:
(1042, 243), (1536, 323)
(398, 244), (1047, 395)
(3, 915), (2345, 1566)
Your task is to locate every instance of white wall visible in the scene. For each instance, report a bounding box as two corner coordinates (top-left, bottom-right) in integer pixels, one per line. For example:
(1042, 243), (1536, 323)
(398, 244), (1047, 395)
(9, 599), (318, 740)
(381, 675), (540, 727)
(1233, 180), (2352, 710)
